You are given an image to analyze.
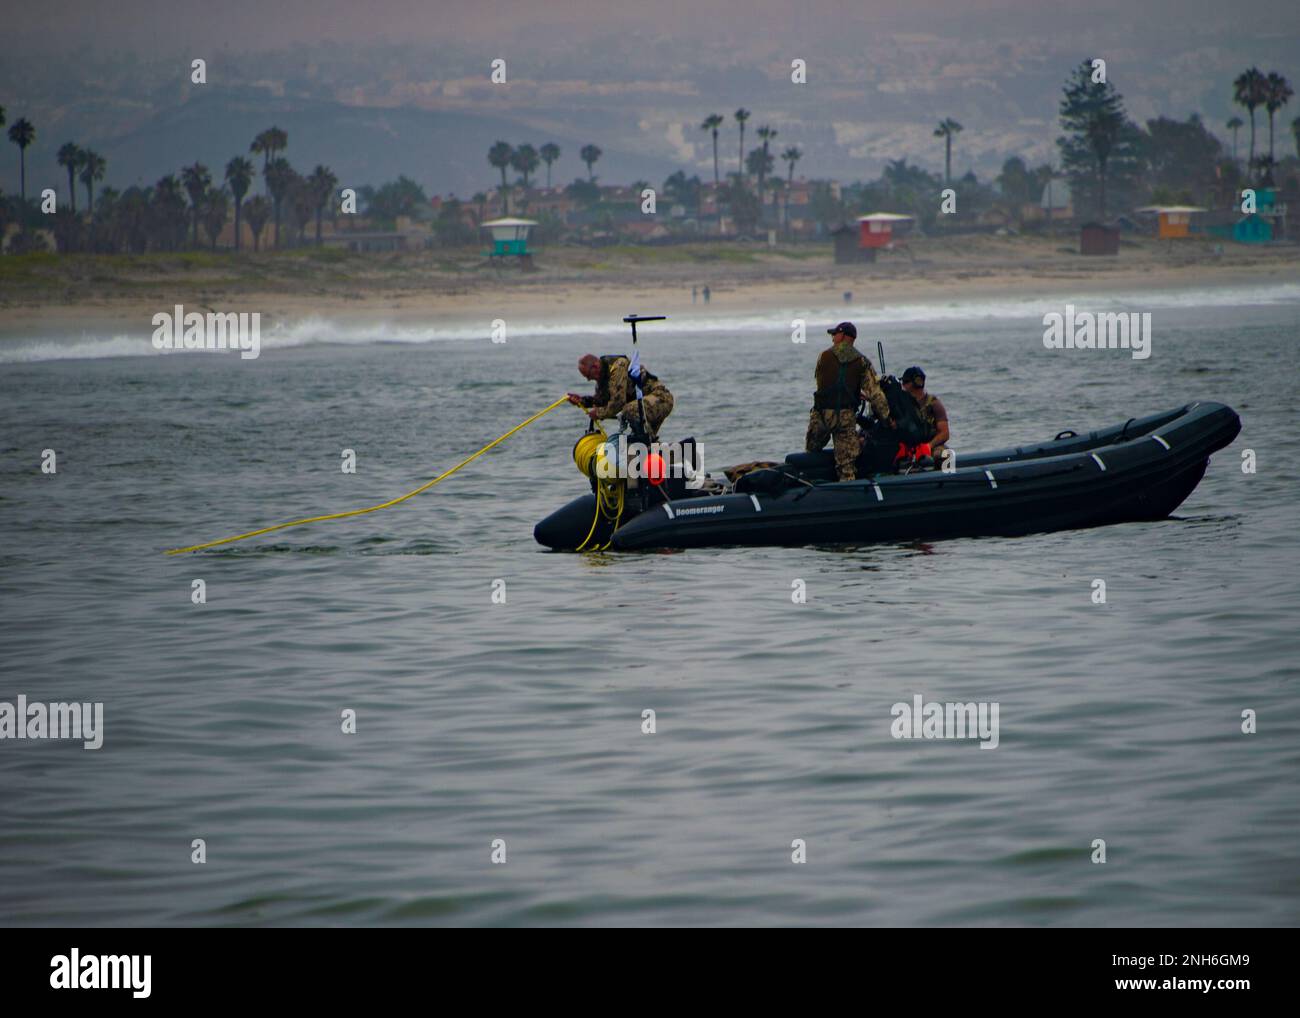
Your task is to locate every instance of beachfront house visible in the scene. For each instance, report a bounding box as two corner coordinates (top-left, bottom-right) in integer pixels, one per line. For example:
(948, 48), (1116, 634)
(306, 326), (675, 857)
(1037, 178), (1073, 223)
(322, 216), (432, 253)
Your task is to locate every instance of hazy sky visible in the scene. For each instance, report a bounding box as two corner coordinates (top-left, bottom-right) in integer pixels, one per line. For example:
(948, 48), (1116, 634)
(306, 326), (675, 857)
(3, 0), (1295, 198)
(10, 0), (1289, 54)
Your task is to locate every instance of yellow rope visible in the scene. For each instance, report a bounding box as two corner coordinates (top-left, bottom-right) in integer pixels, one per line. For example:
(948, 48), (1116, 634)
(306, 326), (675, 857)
(573, 431), (606, 477)
(165, 395), (575, 555)
(572, 424), (627, 552)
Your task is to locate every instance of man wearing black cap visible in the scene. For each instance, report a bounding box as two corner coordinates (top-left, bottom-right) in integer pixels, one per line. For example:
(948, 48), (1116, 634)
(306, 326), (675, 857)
(901, 365), (950, 467)
(805, 322), (891, 481)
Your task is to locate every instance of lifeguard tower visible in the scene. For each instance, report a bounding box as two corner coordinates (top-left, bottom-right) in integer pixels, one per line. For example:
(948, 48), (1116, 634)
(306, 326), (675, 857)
(1136, 206), (1205, 240)
(856, 213), (914, 262)
(481, 217), (538, 268)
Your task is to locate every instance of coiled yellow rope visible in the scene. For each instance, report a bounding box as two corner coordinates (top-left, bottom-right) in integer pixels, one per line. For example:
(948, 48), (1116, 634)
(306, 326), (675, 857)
(573, 430), (607, 478)
(165, 395), (576, 555)
(571, 425), (626, 551)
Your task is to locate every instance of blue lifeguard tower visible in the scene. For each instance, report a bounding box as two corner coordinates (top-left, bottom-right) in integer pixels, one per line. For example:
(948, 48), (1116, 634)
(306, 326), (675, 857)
(482, 217), (538, 267)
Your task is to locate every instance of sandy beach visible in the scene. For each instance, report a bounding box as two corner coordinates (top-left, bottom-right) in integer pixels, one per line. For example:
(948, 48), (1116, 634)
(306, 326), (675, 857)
(2, 234), (1297, 338)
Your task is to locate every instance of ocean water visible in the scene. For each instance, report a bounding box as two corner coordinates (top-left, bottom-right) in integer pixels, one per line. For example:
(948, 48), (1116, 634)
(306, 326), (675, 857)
(1, 289), (1298, 927)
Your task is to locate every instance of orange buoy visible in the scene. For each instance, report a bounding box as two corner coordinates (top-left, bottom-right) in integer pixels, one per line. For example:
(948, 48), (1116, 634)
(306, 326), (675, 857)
(645, 451), (666, 485)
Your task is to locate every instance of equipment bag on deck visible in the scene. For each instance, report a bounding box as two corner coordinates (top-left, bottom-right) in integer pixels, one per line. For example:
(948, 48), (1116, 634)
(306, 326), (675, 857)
(880, 375), (929, 447)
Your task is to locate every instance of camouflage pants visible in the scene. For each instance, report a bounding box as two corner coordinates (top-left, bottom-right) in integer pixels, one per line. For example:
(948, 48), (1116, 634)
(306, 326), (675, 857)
(806, 408), (860, 481)
(620, 387), (674, 440)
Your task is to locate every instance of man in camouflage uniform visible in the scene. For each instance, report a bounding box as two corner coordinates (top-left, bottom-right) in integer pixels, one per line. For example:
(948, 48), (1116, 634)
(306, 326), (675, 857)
(805, 322), (892, 481)
(900, 365), (950, 467)
(567, 352), (675, 440)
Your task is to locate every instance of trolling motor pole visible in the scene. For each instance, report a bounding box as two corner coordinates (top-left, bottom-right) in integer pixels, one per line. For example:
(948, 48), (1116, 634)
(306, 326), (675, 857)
(621, 315), (666, 512)
(624, 314), (667, 343)
(622, 314), (666, 445)
(857, 339), (889, 422)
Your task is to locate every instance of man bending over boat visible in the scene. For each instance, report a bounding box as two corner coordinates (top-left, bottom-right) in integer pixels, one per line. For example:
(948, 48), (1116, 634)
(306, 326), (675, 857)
(806, 322), (891, 481)
(567, 353), (675, 440)
(900, 366), (950, 467)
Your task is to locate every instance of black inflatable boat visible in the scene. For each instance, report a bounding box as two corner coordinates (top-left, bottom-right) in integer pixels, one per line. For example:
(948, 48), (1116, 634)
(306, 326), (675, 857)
(534, 402), (1241, 551)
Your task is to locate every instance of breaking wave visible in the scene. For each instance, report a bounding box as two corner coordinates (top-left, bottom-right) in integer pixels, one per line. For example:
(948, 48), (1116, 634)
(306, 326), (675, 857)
(3, 282), (1298, 363)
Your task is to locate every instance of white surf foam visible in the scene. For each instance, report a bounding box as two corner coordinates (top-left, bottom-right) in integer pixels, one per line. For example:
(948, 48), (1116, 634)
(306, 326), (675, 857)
(3, 283), (1297, 363)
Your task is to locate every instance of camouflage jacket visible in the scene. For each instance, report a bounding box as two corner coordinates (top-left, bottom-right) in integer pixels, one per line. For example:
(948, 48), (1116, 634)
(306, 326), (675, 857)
(584, 355), (666, 418)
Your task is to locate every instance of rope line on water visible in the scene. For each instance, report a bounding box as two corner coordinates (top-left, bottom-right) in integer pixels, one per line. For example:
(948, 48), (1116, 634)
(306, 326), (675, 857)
(165, 395), (576, 555)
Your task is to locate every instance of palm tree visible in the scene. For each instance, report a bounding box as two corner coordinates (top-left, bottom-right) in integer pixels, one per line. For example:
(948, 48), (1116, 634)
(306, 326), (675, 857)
(264, 158), (294, 248)
(57, 143), (83, 214)
(1233, 67), (1268, 173)
(93, 187), (120, 248)
(1225, 116), (1243, 164)
(8, 117), (35, 213)
(307, 164), (338, 245)
(250, 127), (288, 194)
(540, 143), (560, 188)
(269, 127), (288, 159)
(934, 118), (963, 184)
(1293, 115), (1300, 159)
(78, 150), (106, 217)
(151, 175), (189, 251)
(225, 156), (254, 252)
(745, 148), (773, 193)
(781, 145), (802, 231)
(243, 196), (271, 252)
(202, 187), (230, 249)
(1264, 72), (1293, 168)
(511, 143), (540, 191)
(756, 125), (777, 212)
(250, 132), (270, 181)
(488, 141), (514, 214)
(579, 144), (602, 182)
(734, 108), (750, 179)
(290, 172), (314, 245)
(701, 114), (724, 188)
(781, 145), (802, 186)
(180, 163), (211, 247)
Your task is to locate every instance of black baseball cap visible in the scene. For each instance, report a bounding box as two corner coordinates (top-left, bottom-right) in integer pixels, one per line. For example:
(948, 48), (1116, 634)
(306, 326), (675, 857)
(828, 322), (857, 339)
(901, 366), (926, 383)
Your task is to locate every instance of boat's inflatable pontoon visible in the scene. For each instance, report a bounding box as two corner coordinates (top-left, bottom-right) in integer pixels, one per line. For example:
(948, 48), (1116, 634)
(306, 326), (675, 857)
(535, 402), (1241, 551)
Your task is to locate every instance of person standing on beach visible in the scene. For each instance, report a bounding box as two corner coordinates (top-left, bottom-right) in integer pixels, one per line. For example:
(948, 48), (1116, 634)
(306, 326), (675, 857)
(805, 322), (891, 481)
(567, 353), (675, 440)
